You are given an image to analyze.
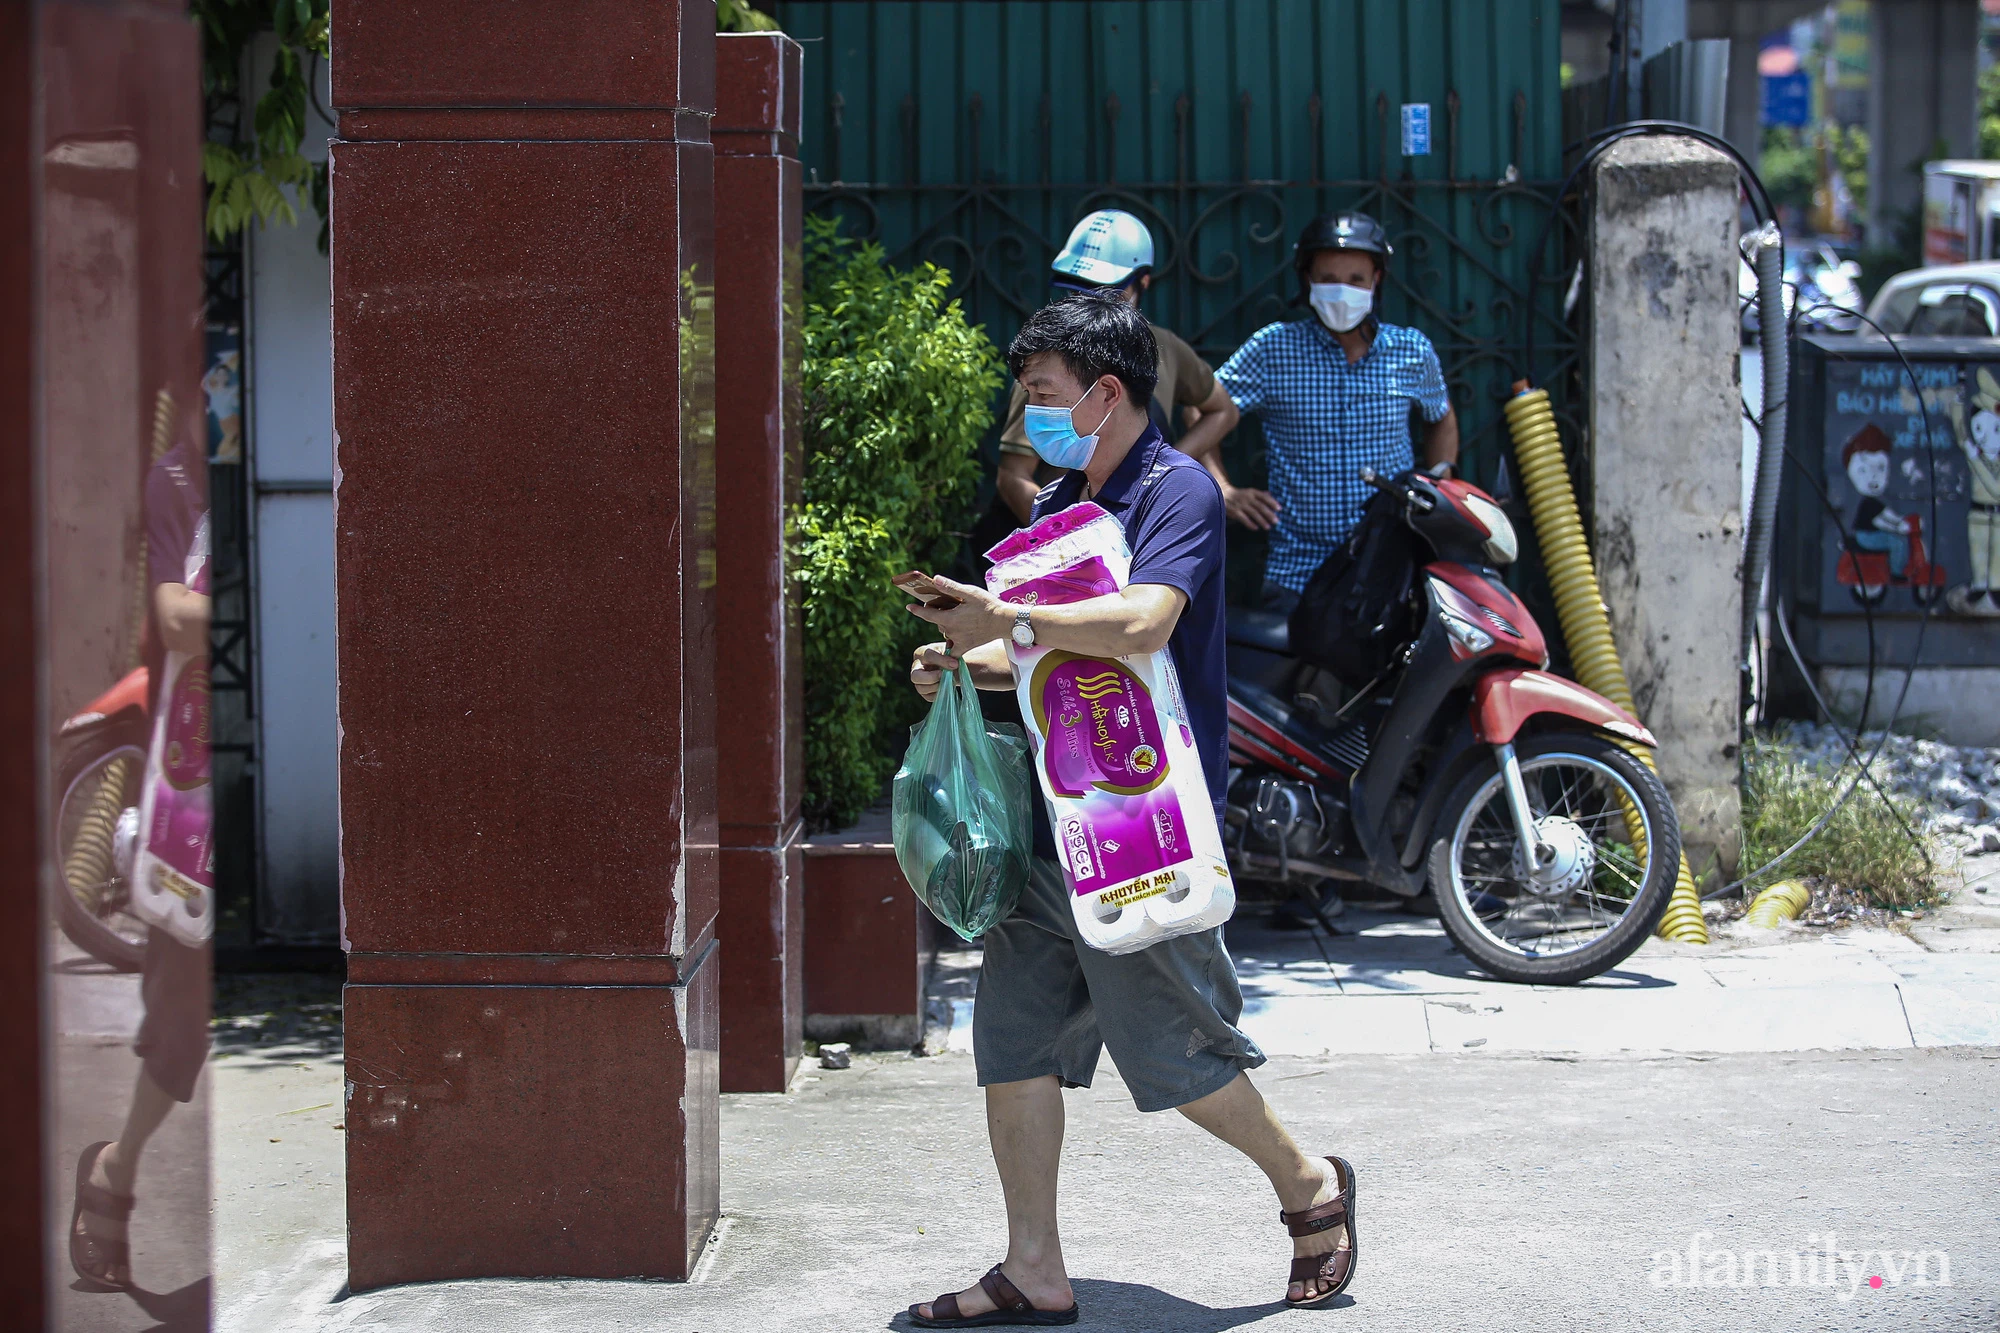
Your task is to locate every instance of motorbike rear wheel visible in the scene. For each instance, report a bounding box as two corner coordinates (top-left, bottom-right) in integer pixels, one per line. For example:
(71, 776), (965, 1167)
(53, 720), (152, 972)
(1426, 730), (1678, 986)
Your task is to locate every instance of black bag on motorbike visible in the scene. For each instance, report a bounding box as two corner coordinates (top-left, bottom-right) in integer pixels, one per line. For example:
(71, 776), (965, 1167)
(1287, 487), (1419, 688)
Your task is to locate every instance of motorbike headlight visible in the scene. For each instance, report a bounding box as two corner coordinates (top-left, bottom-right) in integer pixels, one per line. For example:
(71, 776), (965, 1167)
(1439, 609), (1494, 654)
(1461, 493), (1518, 565)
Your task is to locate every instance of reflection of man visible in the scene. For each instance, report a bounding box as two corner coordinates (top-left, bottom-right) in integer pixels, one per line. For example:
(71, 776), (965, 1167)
(69, 435), (210, 1292)
(1195, 212), (1458, 611)
(902, 296), (1357, 1322)
(992, 209), (1239, 526)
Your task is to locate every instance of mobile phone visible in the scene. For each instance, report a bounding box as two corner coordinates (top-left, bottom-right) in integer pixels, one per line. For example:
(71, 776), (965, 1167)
(892, 570), (962, 610)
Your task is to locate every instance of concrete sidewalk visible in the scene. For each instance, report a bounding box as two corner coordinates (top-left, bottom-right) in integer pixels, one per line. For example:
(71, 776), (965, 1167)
(925, 871), (2000, 1060)
(1216, 896), (2000, 1057)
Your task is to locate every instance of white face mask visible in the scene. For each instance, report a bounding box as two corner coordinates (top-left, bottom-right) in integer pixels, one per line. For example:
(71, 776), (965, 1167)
(1310, 281), (1375, 333)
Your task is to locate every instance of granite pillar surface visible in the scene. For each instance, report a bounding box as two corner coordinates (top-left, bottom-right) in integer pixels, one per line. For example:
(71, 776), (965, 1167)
(331, 0), (719, 1288)
(714, 32), (805, 1095)
(0, 6), (39, 1319)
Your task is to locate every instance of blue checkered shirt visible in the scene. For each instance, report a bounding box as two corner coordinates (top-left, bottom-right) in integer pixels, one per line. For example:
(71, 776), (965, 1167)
(1216, 318), (1452, 592)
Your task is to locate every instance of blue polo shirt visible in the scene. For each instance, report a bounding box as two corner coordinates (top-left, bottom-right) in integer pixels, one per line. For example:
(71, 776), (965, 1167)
(1027, 422), (1228, 858)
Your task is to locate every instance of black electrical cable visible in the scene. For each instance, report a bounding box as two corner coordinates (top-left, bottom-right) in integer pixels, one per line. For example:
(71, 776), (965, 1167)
(1744, 385), (1882, 736)
(1508, 113), (1942, 901)
(1522, 119), (1778, 385)
(1741, 419), (1926, 860)
(1567, 121), (1781, 220)
(1772, 584), (1934, 875)
(1705, 297), (1946, 898)
(1745, 278), (1881, 732)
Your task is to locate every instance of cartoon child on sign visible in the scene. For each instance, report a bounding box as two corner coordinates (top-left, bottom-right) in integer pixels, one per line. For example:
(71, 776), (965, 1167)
(1836, 422), (1945, 603)
(1946, 369), (2000, 616)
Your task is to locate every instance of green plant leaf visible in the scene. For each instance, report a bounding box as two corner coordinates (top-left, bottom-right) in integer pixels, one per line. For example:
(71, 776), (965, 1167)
(201, 140), (244, 188)
(793, 217), (1002, 828)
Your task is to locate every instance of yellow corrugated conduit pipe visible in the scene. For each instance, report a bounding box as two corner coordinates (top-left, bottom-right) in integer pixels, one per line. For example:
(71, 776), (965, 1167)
(1744, 879), (1810, 929)
(1504, 383), (1708, 944)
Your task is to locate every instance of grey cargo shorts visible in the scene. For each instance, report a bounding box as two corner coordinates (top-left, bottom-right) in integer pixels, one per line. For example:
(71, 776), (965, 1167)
(974, 857), (1266, 1112)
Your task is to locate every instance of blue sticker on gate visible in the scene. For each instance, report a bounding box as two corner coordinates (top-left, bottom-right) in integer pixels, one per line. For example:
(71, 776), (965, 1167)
(1401, 103), (1431, 157)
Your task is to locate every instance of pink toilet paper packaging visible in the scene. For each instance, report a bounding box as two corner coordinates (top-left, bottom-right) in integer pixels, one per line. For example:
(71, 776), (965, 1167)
(985, 503), (1234, 954)
(131, 515), (215, 946)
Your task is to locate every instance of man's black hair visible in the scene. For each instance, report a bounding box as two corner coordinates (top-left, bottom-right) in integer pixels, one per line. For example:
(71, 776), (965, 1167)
(1006, 292), (1159, 407)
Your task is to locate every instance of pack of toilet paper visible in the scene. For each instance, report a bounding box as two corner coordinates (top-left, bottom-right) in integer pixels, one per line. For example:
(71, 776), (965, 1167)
(984, 503), (1234, 954)
(132, 515), (215, 946)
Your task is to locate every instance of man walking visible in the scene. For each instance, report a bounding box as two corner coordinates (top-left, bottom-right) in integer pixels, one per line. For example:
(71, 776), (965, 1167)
(902, 294), (1355, 1325)
(1190, 211), (1458, 612)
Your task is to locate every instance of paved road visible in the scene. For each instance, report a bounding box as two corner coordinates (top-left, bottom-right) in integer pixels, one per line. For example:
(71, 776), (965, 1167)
(218, 875), (2000, 1332)
(223, 1043), (1997, 1332)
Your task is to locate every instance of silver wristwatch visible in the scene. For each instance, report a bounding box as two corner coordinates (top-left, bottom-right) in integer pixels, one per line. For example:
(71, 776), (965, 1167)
(1011, 605), (1036, 647)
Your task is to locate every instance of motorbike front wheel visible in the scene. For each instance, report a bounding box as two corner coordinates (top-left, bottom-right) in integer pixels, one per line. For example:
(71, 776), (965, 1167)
(1426, 730), (1678, 986)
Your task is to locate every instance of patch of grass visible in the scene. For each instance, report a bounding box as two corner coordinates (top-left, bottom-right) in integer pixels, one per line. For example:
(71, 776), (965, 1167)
(1740, 734), (1937, 910)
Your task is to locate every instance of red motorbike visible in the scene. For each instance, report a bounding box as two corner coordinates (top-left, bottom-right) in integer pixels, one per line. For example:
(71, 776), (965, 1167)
(1223, 467), (1680, 985)
(51, 666), (153, 970)
(1835, 514), (1947, 605)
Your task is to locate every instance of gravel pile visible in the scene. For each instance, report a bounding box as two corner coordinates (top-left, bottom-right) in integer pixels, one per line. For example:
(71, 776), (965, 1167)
(1766, 720), (2000, 858)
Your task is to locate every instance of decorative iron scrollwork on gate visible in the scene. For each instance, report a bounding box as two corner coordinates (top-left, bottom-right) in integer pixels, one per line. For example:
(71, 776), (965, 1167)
(806, 89), (1581, 474)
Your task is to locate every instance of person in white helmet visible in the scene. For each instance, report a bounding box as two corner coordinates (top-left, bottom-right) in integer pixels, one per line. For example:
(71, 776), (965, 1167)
(990, 209), (1239, 526)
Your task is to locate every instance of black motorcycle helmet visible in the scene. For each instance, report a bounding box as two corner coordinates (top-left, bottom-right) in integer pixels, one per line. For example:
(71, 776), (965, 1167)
(1292, 211), (1393, 295)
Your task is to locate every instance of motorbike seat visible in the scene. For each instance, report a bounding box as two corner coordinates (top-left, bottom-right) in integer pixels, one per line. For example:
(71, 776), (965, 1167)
(1225, 606), (1291, 656)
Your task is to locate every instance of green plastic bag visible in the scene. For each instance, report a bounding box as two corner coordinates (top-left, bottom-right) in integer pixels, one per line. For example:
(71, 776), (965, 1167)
(891, 661), (1032, 941)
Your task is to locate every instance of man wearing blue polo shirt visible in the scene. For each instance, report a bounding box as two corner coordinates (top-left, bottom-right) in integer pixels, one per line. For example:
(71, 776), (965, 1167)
(1195, 211), (1459, 612)
(901, 295), (1358, 1324)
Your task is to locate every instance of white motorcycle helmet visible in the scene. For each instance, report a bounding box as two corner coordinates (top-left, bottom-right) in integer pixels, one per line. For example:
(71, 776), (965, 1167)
(1051, 208), (1155, 292)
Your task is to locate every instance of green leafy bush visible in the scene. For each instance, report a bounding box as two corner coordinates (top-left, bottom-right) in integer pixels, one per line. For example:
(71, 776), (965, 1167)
(795, 218), (1003, 829)
(1739, 733), (1935, 910)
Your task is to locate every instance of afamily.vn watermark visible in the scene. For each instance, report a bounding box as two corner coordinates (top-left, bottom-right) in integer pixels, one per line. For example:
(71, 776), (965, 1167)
(1650, 1233), (1952, 1302)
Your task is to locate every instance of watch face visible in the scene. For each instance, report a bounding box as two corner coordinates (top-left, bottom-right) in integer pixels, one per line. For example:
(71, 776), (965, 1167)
(1012, 624), (1035, 646)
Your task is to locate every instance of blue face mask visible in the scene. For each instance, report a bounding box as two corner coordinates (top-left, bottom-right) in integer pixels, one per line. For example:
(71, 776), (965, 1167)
(1022, 384), (1115, 471)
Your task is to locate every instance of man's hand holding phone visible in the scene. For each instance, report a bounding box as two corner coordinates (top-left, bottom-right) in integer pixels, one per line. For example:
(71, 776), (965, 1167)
(898, 571), (1013, 653)
(897, 571), (1016, 701)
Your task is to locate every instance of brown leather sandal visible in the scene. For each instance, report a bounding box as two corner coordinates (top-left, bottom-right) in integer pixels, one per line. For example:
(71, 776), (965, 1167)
(70, 1141), (135, 1290)
(908, 1263), (1080, 1328)
(1279, 1154), (1357, 1308)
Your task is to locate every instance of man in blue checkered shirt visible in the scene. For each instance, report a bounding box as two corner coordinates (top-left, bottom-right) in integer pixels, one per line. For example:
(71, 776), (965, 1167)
(1195, 211), (1459, 610)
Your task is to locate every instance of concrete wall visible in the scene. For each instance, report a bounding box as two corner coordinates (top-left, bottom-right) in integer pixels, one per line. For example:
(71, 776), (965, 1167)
(1589, 136), (1744, 870)
(1867, 0), (1979, 241)
(1819, 668), (2000, 747)
(247, 36), (339, 944)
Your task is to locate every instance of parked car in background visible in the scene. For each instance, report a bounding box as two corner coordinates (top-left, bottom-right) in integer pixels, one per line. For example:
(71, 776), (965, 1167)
(1864, 261), (2000, 338)
(1740, 240), (1864, 338)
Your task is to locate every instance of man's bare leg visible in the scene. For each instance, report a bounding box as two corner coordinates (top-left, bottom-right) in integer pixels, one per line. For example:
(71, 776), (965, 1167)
(76, 1068), (176, 1286)
(1177, 1071), (1348, 1303)
(914, 1076), (1076, 1320)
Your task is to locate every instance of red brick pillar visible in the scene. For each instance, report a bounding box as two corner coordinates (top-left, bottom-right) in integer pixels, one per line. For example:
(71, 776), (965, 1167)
(714, 32), (805, 1096)
(330, 1), (720, 1287)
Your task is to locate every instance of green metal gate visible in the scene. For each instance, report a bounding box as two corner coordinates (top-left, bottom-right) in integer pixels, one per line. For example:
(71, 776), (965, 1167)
(777, 0), (1575, 583)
